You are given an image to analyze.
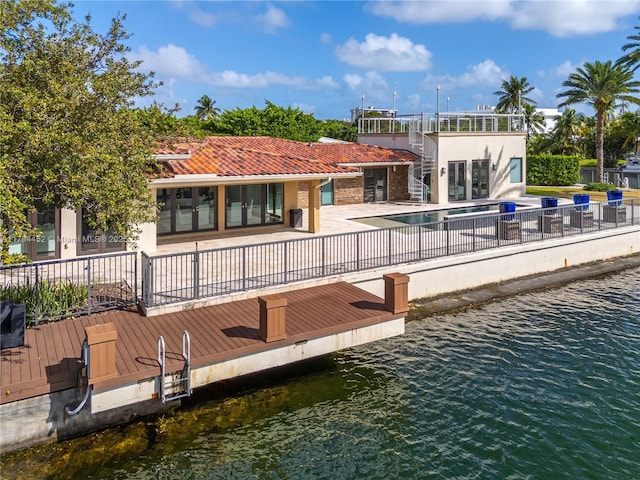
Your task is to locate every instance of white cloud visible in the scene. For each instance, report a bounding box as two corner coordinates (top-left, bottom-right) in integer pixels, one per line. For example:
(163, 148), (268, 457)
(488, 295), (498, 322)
(552, 60), (579, 77)
(369, 0), (640, 37)
(369, 0), (512, 23)
(343, 72), (388, 92)
(335, 33), (432, 71)
(130, 44), (338, 90)
(254, 4), (290, 33)
(320, 32), (331, 44)
(423, 59), (507, 91)
(169, 0), (218, 27)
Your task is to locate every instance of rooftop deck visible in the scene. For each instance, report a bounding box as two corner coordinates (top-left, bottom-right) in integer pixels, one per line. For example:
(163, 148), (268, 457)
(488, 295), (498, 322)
(358, 112), (526, 135)
(1, 281), (404, 405)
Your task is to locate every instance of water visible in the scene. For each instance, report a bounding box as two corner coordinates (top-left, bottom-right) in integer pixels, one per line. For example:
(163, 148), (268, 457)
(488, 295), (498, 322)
(2, 268), (640, 479)
(374, 205), (499, 225)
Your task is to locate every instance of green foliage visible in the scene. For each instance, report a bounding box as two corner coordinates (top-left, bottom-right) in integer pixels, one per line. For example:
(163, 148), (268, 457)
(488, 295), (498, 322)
(0, 0), (159, 248)
(319, 119), (357, 142)
(0, 252), (31, 265)
(0, 279), (89, 324)
(134, 103), (207, 139)
(527, 154), (581, 186)
(583, 182), (617, 192)
(207, 100), (322, 142)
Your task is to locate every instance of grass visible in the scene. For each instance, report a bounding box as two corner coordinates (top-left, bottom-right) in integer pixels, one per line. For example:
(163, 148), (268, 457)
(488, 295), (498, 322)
(526, 185), (640, 202)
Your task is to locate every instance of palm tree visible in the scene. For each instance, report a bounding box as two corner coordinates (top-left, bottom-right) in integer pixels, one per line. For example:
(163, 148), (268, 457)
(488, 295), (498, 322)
(615, 110), (640, 155)
(551, 108), (588, 156)
(557, 60), (640, 182)
(194, 95), (221, 120)
(521, 103), (545, 139)
(617, 19), (640, 71)
(493, 76), (536, 114)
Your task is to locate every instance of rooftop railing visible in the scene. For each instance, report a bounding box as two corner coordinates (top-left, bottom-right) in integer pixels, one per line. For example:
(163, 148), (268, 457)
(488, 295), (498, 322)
(359, 112), (526, 135)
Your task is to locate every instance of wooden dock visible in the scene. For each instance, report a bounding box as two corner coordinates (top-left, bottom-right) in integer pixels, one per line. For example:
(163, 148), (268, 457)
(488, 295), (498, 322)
(1, 281), (406, 406)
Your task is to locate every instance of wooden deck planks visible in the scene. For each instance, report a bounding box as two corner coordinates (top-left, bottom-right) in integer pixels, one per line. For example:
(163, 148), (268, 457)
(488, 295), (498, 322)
(1, 282), (402, 405)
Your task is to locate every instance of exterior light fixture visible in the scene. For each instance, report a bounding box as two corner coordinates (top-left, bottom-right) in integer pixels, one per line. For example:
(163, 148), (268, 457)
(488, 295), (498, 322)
(440, 167), (446, 176)
(492, 163), (497, 171)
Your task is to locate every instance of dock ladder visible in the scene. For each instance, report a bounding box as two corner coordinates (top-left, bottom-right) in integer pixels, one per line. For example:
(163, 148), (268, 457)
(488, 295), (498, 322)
(157, 331), (192, 403)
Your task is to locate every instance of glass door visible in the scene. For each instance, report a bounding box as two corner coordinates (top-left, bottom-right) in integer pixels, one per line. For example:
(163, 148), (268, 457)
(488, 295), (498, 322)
(363, 168), (387, 203)
(225, 185), (243, 228)
(472, 160), (489, 199)
(246, 184), (263, 226)
(448, 161), (466, 201)
(197, 187), (216, 230)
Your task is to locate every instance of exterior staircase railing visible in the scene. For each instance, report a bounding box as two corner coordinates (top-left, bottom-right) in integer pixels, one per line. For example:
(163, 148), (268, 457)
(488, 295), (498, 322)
(408, 114), (436, 202)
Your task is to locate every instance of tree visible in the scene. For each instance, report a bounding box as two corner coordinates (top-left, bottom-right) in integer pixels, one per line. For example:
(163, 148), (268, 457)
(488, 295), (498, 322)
(0, 1), (159, 253)
(320, 119), (357, 142)
(493, 76), (536, 114)
(617, 18), (640, 71)
(557, 60), (640, 182)
(550, 108), (589, 156)
(194, 95), (221, 120)
(521, 103), (545, 139)
(209, 100), (322, 142)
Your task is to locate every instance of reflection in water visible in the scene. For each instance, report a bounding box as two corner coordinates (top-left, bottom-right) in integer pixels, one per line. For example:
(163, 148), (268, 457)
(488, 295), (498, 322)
(2, 268), (640, 479)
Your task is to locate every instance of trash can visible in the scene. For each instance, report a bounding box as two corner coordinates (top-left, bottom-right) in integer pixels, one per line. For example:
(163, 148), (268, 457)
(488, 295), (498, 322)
(573, 193), (590, 211)
(289, 208), (303, 228)
(606, 189), (623, 206)
(499, 201), (516, 221)
(541, 197), (558, 215)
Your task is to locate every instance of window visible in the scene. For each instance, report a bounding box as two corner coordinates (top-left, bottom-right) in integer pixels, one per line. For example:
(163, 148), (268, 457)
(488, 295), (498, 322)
(6, 201), (59, 260)
(509, 157), (523, 183)
(77, 210), (126, 255)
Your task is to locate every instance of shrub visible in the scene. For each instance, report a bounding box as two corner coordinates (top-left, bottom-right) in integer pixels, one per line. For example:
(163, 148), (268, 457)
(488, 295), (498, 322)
(0, 279), (89, 324)
(527, 154), (581, 186)
(583, 182), (617, 192)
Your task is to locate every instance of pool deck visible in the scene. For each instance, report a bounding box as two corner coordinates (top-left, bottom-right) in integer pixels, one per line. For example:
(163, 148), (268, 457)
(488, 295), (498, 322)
(154, 196), (567, 255)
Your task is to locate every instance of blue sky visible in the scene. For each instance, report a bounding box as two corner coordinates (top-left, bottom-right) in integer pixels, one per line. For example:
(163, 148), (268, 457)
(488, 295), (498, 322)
(76, 1), (640, 120)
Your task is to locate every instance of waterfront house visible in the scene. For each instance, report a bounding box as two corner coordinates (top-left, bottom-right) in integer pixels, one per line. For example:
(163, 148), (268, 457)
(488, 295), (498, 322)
(6, 109), (527, 261)
(6, 136), (418, 260)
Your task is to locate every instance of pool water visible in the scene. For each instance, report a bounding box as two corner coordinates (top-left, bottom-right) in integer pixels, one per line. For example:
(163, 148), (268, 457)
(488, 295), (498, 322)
(357, 204), (499, 226)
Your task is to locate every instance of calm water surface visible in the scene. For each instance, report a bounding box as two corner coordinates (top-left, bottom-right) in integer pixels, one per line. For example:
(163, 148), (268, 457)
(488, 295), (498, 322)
(2, 268), (639, 479)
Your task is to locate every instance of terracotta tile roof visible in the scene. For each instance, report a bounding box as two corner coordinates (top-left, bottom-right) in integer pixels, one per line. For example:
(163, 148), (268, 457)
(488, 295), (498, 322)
(155, 136), (418, 178)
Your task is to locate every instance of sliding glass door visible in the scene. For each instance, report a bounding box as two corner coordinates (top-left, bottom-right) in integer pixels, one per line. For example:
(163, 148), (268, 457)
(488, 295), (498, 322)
(157, 187), (217, 235)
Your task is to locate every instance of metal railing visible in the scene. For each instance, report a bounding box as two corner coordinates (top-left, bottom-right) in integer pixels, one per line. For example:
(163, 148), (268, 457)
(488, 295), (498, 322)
(141, 199), (639, 309)
(359, 112), (526, 135)
(0, 251), (137, 325)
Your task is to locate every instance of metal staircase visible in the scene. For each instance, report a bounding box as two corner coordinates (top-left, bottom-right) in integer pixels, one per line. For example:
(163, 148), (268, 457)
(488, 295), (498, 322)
(408, 114), (436, 203)
(157, 331), (192, 403)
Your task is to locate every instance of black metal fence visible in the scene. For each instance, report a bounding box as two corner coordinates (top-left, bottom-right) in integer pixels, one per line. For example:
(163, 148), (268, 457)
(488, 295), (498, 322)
(141, 199), (639, 308)
(0, 252), (137, 325)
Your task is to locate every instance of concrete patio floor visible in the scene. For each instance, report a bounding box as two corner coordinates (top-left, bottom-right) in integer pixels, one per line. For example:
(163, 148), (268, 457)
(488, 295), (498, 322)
(153, 196), (568, 255)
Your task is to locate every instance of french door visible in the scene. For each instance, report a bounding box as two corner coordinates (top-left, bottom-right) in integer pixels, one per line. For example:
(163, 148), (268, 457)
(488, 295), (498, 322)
(448, 161), (466, 201)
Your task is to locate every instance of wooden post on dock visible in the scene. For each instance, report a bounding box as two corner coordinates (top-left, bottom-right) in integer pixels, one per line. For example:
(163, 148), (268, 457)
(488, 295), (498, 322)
(258, 294), (288, 342)
(85, 323), (118, 387)
(383, 273), (410, 314)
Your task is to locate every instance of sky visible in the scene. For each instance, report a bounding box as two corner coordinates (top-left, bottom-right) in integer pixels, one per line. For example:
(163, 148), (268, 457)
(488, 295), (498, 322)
(75, 0), (640, 120)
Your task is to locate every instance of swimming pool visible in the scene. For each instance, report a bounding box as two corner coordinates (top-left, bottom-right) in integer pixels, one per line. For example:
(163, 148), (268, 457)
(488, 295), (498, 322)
(354, 204), (502, 227)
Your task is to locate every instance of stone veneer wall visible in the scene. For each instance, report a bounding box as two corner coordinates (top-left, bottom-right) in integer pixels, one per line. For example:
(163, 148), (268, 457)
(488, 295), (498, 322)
(333, 177), (363, 205)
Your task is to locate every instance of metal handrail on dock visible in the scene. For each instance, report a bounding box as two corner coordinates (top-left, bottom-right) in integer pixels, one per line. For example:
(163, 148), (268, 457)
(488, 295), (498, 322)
(157, 331), (192, 403)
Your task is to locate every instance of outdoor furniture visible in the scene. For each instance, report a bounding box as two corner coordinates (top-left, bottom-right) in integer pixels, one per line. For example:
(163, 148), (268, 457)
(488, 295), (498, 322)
(570, 209), (594, 228)
(1, 300), (26, 349)
(496, 219), (521, 240)
(538, 214), (563, 234)
(603, 205), (626, 223)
